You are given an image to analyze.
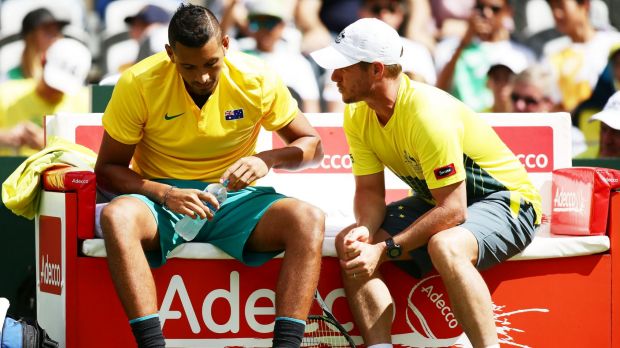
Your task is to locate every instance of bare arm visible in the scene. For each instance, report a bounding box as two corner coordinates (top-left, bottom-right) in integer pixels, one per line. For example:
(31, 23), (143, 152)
(294, 0), (332, 53)
(222, 111), (323, 190)
(392, 180), (467, 252)
(342, 179), (468, 277)
(95, 132), (219, 219)
(338, 171), (386, 269)
(403, 0), (436, 52)
(353, 172), (387, 235)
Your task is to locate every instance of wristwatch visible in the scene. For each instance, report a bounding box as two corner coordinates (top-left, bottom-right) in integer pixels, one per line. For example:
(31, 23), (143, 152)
(385, 237), (402, 259)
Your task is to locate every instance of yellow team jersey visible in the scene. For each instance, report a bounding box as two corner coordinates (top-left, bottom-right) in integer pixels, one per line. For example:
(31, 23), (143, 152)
(344, 76), (542, 224)
(103, 50), (298, 182)
(0, 79), (89, 156)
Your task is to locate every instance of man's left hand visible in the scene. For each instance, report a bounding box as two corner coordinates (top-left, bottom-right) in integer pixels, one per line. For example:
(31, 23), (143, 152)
(340, 241), (385, 279)
(222, 156), (270, 191)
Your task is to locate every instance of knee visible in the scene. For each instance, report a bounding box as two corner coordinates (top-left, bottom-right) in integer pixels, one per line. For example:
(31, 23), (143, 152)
(427, 234), (466, 273)
(99, 197), (142, 242)
(334, 228), (350, 258)
(289, 202), (325, 248)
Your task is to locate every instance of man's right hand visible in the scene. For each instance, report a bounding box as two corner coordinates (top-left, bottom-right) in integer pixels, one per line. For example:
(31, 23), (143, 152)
(163, 187), (221, 220)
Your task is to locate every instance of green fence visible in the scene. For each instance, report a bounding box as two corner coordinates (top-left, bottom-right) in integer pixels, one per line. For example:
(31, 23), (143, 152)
(0, 156), (35, 318)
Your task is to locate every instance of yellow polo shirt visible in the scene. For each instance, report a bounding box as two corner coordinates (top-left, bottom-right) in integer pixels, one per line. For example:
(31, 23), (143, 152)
(344, 76), (541, 223)
(103, 50), (298, 182)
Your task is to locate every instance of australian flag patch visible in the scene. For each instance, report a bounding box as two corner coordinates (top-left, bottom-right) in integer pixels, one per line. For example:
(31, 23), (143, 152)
(225, 109), (244, 120)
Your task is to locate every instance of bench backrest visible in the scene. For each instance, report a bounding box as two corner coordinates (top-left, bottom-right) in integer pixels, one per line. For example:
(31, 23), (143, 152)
(45, 112), (573, 218)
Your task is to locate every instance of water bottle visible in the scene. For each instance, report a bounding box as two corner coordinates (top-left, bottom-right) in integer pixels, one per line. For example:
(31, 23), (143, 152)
(174, 181), (228, 241)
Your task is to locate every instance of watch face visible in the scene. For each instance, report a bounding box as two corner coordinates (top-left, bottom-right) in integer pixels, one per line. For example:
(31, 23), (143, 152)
(388, 246), (402, 258)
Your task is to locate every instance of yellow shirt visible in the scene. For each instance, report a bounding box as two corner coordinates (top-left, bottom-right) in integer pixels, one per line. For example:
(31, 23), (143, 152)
(103, 50), (298, 182)
(344, 76), (542, 223)
(0, 79), (89, 156)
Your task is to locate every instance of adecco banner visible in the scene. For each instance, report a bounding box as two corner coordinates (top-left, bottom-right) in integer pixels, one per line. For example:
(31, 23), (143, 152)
(494, 126), (554, 173)
(115, 257), (606, 348)
(272, 127), (351, 173)
(265, 113), (569, 176)
(39, 216), (63, 295)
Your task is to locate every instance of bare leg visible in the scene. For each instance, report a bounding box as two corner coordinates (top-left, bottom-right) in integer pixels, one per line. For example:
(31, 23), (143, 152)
(246, 198), (325, 319)
(335, 227), (393, 345)
(427, 227), (498, 348)
(100, 196), (161, 319)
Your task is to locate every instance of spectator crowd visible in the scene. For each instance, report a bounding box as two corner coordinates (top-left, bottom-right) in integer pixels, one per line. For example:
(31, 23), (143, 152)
(1, 0), (620, 158)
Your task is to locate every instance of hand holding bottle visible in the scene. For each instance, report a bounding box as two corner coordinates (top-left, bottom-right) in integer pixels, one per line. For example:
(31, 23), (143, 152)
(174, 180), (229, 241)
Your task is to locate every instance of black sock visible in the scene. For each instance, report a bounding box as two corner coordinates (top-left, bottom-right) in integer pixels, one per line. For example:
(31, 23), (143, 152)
(129, 315), (166, 348)
(272, 317), (305, 348)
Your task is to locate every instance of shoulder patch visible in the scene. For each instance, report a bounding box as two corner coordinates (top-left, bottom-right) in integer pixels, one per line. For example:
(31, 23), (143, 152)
(434, 163), (456, 180)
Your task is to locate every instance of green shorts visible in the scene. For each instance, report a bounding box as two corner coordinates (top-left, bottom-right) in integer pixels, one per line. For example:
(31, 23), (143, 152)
(126, 179), (286, 268)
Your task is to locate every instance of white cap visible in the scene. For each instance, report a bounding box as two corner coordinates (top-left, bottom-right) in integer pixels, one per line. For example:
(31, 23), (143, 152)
(246, 0), (286, 20)
(590, 91), (620, 130)
(310, 18), (402, 70)
(486, 46), (529, 75)
(43, 38), (92, 95)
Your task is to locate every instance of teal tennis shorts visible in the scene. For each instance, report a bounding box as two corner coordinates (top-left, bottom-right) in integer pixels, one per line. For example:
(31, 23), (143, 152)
(126, 179), (286, 268)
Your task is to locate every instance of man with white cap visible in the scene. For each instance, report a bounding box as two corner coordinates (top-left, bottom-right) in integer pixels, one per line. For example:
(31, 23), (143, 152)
(311, 18), (541, 348)
(0, 38), (91, 155)
(590, 91), (620, 158)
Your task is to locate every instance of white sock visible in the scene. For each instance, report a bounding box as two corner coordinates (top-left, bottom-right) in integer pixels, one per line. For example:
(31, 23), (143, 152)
(367, 344), (393, 348)
(485, 345), (500, 348)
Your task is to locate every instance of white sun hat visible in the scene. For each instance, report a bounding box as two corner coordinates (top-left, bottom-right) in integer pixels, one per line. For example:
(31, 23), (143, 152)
(590, 91), (620, 130)
(43, 38), (92, 95)
(310, 18), (403, 70)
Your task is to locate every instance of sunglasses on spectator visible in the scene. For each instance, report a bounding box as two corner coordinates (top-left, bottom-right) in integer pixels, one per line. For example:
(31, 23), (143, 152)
(248, 16), (282, 31)
(474, 3), (503, 14)
(510, 93), (542, 106)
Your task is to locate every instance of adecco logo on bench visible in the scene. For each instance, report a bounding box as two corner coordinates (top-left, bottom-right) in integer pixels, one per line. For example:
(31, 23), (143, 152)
(272, 128), (351, 173)
(157, 272), (549, 347)
(39, 216), (62, 295)
(493, 126), (554, 173)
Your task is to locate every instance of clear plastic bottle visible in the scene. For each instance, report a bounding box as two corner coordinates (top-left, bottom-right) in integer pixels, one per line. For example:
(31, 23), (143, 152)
(174, 181), (228, 241)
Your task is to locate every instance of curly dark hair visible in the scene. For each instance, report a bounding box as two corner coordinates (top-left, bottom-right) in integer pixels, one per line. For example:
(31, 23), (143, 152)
(168, 3), (221, 48)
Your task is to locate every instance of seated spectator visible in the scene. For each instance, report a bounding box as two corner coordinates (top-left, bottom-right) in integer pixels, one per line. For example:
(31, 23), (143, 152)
(0, 38), (91, 156)
(485, 56), (528, 112)
(5, 8), (68, 81)
(589, 91), (620, 158)
(572, 43), (620, 157)
(543, 0), (620, 112)
(99, 5), (172, 84)
(542, 0), (620, 157)
(125, 5), (171, 64)
(435, 0), (535, 112)
(511, 65), (587, 157)
(242, 0), (321, 113)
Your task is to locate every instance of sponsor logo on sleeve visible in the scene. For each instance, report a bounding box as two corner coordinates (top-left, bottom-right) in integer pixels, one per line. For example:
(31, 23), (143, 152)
(433, 163), (456, 180)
